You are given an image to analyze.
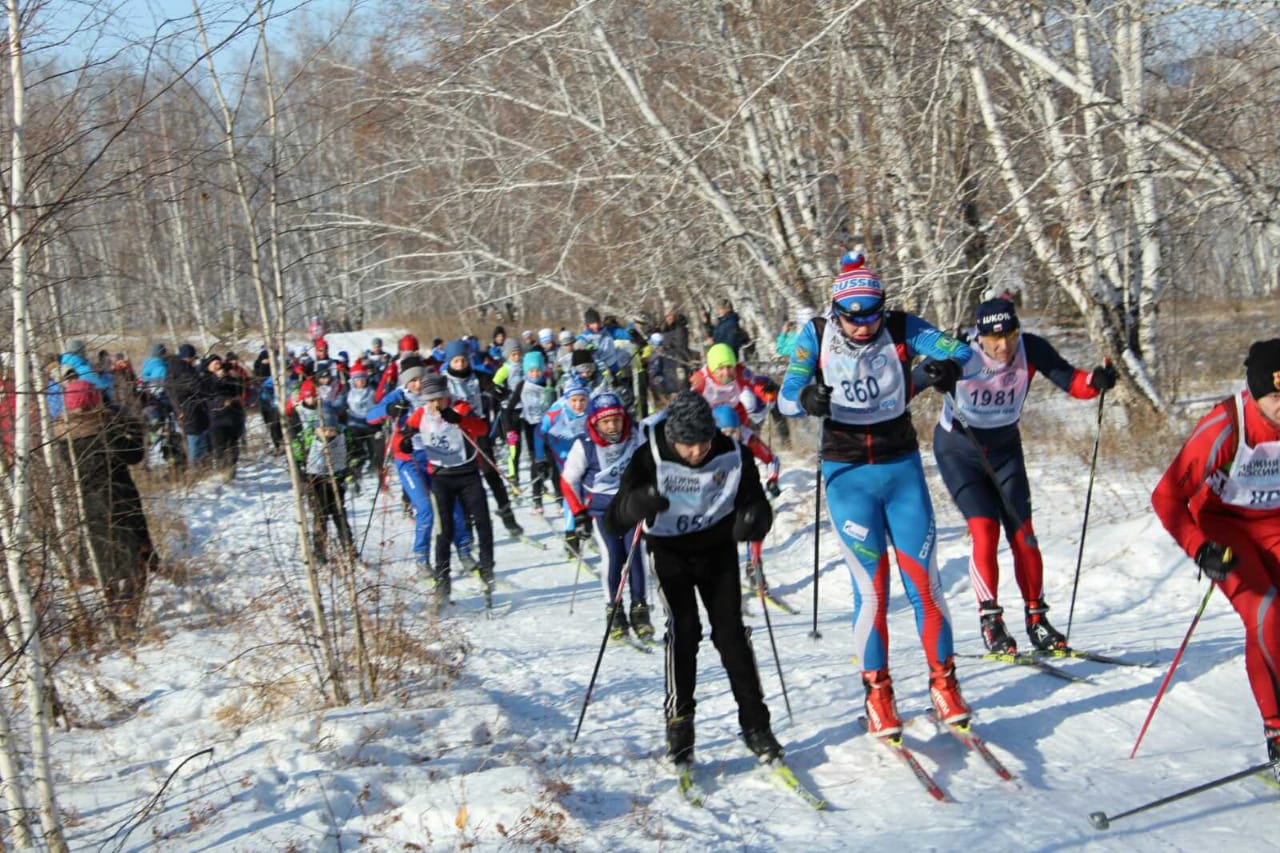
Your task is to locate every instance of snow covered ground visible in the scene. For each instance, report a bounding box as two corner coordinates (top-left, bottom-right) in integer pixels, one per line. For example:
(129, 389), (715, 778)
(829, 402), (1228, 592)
(50, 341), (1278, 852)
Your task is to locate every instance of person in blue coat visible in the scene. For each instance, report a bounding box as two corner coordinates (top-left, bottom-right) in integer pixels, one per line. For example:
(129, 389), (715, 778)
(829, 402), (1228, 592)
(778, 254), (973, 738)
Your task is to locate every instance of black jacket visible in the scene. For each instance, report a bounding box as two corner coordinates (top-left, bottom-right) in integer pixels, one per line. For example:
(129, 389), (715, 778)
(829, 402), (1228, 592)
(605, 421), (771, 557)
(163, 357), (211, 435)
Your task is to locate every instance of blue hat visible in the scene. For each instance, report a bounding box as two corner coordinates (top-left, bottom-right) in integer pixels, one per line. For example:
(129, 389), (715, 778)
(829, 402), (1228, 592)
(712, 404), (740, 430)
(563, 377), (591, 399)
(177, 343), (197, 359)
(444, 339), (468, 362)
(522, 350), (546, 372)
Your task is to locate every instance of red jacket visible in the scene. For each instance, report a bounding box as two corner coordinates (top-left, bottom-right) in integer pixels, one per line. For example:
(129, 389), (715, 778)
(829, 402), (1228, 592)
(1152, 390), (1280, 559)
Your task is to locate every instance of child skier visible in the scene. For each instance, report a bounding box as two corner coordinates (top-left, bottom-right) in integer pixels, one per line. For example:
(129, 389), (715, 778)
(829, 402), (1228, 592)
(562, 391), (652, 641)
(401, 373), (497, 610)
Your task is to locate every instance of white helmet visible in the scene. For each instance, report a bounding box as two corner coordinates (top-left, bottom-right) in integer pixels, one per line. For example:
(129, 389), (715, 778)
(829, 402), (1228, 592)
(648, 332), (664, 347)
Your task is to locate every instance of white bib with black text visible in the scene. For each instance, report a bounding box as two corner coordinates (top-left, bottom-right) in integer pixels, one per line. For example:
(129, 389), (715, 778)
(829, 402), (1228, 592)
(819, 321), (906, 425)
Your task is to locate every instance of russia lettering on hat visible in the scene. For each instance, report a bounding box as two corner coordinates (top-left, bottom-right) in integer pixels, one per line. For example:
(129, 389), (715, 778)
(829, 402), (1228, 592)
(831, 269), (884, 314)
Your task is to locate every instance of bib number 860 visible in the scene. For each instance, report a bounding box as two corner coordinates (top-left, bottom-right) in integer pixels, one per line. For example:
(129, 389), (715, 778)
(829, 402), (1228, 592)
(840, 377), (880, 403)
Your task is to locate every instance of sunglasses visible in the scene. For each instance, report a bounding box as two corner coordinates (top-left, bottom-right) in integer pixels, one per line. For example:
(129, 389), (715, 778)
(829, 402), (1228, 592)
(833, 306), (882, 326)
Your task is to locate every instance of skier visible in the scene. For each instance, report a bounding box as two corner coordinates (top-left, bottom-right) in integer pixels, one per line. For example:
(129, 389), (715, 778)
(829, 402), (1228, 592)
(366, 359), (474, 571)
(923, 296), (1117, 654)
(400, 373), (497, 610)
(542, 378), (592, 556)
(442, 339), (523, 537)
(690, 343), (781, 496)
(605, 390), (781, 765)
(562, 391), (653, 640)
(1151, 338), (1280, 772)
(777, 255), (973, 737)
(502, 350), (556, 512)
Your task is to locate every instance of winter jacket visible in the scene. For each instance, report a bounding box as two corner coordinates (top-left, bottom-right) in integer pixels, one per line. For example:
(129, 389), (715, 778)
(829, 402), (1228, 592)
(163, 357), (211, 435)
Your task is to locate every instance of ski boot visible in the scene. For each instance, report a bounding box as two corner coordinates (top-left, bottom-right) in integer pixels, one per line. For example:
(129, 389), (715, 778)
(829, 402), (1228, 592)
(564, 532), (582, 560)
(666, 715), (695, 765)
(1025, 599), (1069, 652)
(630, 601), (655, 640)
(979, 600), (1017, 654)
(497, 504), (524, 537)
(479, 564), (496, 610)
(458, 549), (480, 575)
(741, 727), (784, 764)
(929, 657), (971, 727)
(431, 566), (452, 612)
(606, 603), (630, 640)
(1266, 725), (1280, 785)
(862, 670), (903, 737)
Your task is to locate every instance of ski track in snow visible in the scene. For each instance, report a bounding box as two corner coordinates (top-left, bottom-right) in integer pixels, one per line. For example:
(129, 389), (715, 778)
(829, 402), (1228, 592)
(54, 333), (1276, 851)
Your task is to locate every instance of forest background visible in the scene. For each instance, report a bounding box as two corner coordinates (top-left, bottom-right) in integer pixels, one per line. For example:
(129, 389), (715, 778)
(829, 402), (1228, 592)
(0, 1), (1277, 847)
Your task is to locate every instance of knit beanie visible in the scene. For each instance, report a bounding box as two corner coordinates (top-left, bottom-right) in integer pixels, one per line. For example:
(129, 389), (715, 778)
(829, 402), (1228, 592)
(177, 343), (197, 360)
(584, 308), (602, 326)
(522, 350), (546, 373)
(444, 339), (469, 362)
(664, 390), (716, 445)
(398, 363), (426, 388)
(571, 349), (594, 368)
(501, 337), (520, 359)
(706, 343), (737, 372)
(975, 298), (1020, 336)
(1245, 339), (1280, 401)
(421, 373), (449, 401)
(65, 339), (87, 357)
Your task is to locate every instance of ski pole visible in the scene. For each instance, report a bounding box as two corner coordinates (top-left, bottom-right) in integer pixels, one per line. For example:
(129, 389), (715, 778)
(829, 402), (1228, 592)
(1089, 757), (1277, 830)
(1129, 581), (1217, 759)
(358, 425), (397, 554)
(1066, 377), (1108, 642)
(461, 428), (523, 498)
(810, 419), (823, 640)
(751, 550), (793, 723)
(572, 524), (644, 742)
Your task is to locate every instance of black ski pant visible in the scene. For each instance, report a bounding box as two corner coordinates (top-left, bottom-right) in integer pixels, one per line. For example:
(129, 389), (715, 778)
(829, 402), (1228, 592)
(306, 473), (353, 562)
(652, 542), (770, 733)
(475, 432), (512, 510)
(431, 466), (493, 581)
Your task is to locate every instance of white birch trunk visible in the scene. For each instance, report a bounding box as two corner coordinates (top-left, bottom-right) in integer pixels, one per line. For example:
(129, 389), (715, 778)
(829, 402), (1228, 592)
(4, 1), (67, 846)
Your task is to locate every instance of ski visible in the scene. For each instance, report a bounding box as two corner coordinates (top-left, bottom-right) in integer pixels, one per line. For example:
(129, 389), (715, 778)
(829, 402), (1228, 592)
(763, 760), (827, 809)
(860, 717), (947, 802)
(611, 632), (654, 654)
(960, 651), (1092, 684)
(1031, 648), (1154, 668)
(513, 533), (548, 551)
(926, 711), (1015, 782)
(742, 583), (799, 615)
(675, 763), (704, 806)
(1256, 770), (1280, 792)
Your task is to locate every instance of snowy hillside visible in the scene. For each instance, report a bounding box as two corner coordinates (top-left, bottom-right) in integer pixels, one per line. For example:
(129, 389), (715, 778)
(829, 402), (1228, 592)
(53, 353), (1277, 852)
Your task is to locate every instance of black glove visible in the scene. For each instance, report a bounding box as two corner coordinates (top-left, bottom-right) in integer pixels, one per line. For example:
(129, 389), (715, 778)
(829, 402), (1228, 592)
(733, 501), (773, 542)
(761, 378), (780, 395)
(630, 483), (670, 524)
(765, 479), (782, 499)
(397, 428), (417, 454)
(1090, 363), (1118, 391)
(386, 399), (410, 417)
(922, 359), (962, 394)
(439, 406), (462, 424)
(1195, 541), (1237, 582)
(799, 383), (832, 417)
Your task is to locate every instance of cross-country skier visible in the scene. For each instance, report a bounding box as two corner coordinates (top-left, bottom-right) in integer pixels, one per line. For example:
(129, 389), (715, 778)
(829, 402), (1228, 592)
(562, 391), (653, 640)
(922, 296), (1116, 654)
(1152, 338), (1280, 774)
(777, 253), (973, 737)
(605, 390), (781, 765)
